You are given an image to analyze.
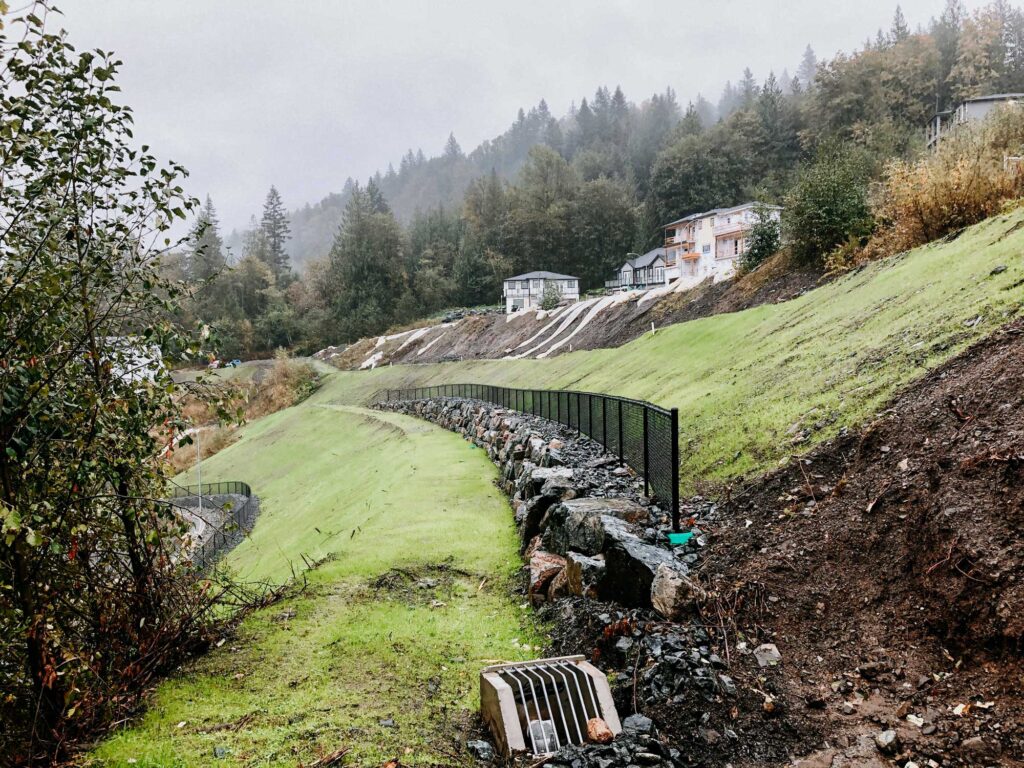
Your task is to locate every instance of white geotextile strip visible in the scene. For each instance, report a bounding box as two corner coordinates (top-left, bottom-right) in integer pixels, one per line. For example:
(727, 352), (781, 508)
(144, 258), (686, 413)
(537, 295), (618, 358)
(417, 330), (447, 356)
(509, 297), (598, 359)
(397, 325), (432, 352)
(360, 350), (384, 370)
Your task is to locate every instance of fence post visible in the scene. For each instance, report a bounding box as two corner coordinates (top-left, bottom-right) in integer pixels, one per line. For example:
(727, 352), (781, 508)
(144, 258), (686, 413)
(671, 407), (680, 533)
(576, 394), (581, 437)
(617, 399), (624, 464)
(601, 396), (607, 448)
(642, 406), (650, 498)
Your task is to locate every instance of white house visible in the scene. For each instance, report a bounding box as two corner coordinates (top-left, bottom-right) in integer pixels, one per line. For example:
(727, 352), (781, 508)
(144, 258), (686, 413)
(926, 93), (1024, 150)
(661, 202), (781, 290)
(502, 271), (580, 314)
(607, 248), (667, 291)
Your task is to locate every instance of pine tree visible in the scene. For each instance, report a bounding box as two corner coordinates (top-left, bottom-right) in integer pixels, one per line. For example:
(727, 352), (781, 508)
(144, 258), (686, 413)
(444, 132), (463, 159)
(739, 68), (760, 106)
(797, 45), (818, 91)
(366, 177), (391, 214)
(189, 196), (226, 282)
(259, 185), (291, 279)
(891, 5), (911, 42)
(678, 103), (704, 136)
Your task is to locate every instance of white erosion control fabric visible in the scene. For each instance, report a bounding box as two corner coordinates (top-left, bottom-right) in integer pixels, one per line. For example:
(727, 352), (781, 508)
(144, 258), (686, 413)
(636, 280), (679, 306)
(537, 295), (619, 358)
(397, 325), (432, 352)
(417, 330), (447, 356)
(508, 298), (599, 360)
(360, 350), (384, 370)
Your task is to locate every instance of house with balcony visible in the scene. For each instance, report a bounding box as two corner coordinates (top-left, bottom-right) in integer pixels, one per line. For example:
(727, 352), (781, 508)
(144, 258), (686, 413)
(650, 202), (783, 291)
(605, 248), (667, 291)
(502, 271), (580, 314)
(926, 93), (1024, 150)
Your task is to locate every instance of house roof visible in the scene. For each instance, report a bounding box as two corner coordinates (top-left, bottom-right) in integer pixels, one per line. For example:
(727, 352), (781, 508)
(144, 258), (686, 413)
(963, 92), (1024, 103)
(663, 201), (780, 228)
(505, 270), (579, 281)
(932, 93), (1024, 118)
(623, 248), (666, 270)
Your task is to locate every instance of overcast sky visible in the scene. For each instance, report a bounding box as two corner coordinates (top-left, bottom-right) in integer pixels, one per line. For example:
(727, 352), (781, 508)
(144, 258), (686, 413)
(57, 0), (980, 233)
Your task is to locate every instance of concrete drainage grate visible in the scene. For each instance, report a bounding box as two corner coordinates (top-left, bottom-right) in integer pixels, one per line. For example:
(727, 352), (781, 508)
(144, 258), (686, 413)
(480, 655), (621, 756)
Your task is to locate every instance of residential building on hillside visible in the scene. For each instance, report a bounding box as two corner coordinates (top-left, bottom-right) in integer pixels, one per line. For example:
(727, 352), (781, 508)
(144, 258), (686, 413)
(502, 271), (580, 314)
(658, 202), (781, 290)
(605, 248), (667, 291)
(926, 93), (1024, 150)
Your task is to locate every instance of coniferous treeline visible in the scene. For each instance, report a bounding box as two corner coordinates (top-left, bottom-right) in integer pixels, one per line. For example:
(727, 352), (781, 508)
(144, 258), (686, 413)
(192, 1), (1024, 359)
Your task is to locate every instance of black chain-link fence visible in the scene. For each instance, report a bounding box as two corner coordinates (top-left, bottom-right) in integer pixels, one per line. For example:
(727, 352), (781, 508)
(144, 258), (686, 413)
(374, 385), (680, 531)
(167, 481), (258, 569)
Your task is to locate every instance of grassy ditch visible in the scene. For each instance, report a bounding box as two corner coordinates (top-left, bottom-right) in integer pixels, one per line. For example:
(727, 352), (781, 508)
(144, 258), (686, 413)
(315, 210), (1024, 491)
(92, 406), (541, 767)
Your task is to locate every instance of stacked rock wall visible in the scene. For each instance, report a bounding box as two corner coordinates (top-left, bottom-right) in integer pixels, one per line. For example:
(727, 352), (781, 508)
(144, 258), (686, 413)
(376, 398), (699, 618)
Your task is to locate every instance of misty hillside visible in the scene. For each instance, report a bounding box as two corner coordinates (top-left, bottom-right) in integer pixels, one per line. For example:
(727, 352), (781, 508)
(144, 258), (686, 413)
(227, 88), (691, 269)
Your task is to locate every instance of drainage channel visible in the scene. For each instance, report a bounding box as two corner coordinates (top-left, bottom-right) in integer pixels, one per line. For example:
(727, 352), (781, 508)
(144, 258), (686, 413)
(480, 655), (621, 756)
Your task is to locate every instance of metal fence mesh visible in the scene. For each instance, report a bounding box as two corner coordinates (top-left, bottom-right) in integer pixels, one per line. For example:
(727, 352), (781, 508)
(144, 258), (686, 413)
(167, 481), (257, 569)
(374, 385), (680, 530)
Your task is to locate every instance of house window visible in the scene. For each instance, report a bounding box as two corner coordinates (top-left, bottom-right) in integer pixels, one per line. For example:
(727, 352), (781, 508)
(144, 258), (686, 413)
(702, 244), (711, 254)
(734, 239), (740, 255)
(654, 267), (664, 282)
(531, 279), (542, 292)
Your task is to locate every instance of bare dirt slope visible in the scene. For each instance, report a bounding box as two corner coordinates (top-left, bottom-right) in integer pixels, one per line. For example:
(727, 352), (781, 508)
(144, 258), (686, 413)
(318, 259), (824, 370)
(700, 318), (1024, 766)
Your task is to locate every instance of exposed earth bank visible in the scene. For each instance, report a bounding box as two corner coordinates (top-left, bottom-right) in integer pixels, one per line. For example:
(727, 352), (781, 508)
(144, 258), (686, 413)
(319, 258), (824, 371)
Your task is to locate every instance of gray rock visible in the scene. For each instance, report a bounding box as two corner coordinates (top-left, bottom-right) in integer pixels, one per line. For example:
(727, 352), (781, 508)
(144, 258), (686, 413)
(754, 643), (782, 668)
(874, 729), (899, 755)
(565, 551), (605, 597)
(542, 505), (609, 555)
(601, 536), (677, 608)
(539, 475), (579, 501)
(650, 563), (705, 620)
(466, 739), (495, 761)
(518, 495), (555, 543)
(622, 713), (654, 736)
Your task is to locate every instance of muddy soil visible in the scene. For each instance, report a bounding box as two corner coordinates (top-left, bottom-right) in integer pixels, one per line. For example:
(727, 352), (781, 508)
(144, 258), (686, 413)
(323, 259), (826, 371)
(700, 318), (1024, 766)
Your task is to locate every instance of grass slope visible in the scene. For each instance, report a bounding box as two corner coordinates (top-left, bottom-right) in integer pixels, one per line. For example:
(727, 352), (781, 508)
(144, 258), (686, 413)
(92, 406), (540, 767)
(317, 210), (1024, 489)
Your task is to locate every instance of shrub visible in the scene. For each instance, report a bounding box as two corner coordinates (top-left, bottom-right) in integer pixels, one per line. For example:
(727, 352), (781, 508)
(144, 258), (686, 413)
(785, 145), (873, 266)
(540, 282), (563, 310)
(740, 204), (782, 271)
(857, 105), (1024, 263)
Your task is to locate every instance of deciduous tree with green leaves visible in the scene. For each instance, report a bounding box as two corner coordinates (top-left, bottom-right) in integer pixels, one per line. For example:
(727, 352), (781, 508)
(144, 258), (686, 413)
(0, 3), (223, 758)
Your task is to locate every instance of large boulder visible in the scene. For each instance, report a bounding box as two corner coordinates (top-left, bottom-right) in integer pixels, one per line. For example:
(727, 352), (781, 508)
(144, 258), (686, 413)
(539, 475), (578, 501)
(601, 538), (677, 608)
(650, 563), (706, 619)
(517, 495), (556, 544)
(540, 498), (647, 556)
(565, 552), (605, 598)
(529, 466), (574, 496)
(529, 550), (566, 601)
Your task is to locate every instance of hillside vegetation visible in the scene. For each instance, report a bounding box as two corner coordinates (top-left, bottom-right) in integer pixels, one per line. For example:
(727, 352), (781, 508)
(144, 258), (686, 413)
(318, 210), (1024, 490)
(93, 406), (540, 766)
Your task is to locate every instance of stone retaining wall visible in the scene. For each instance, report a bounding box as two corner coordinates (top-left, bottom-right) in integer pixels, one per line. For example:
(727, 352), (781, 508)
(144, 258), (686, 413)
(375, 398), (700, 618)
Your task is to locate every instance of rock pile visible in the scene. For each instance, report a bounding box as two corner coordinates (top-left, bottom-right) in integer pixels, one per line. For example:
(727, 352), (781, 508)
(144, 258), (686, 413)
(376, 397), (698, 614)
(376, 397), (740, 766)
